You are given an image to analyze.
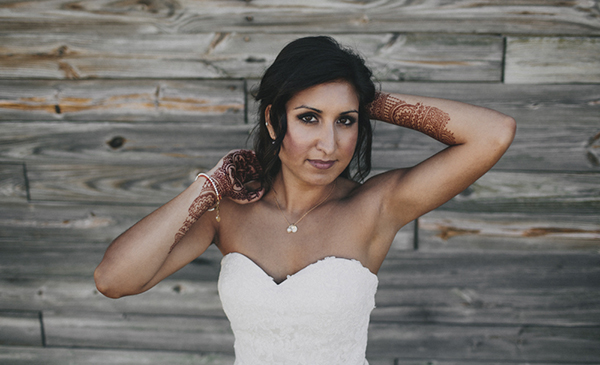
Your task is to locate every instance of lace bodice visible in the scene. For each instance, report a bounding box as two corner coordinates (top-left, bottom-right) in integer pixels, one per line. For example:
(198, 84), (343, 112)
(218, 252), (378, 365)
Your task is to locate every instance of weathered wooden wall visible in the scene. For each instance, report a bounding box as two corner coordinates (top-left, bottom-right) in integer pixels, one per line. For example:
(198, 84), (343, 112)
(1, 1), (599, 364)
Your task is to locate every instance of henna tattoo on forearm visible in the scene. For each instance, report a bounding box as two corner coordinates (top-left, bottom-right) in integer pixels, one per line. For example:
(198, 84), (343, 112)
(170, 179), (217, 253)
(369, 92), (456, 145)
(169, 150), (263, 253)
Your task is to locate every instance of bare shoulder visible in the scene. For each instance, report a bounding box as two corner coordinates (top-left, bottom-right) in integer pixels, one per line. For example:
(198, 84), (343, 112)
(347, 168), (411, 200)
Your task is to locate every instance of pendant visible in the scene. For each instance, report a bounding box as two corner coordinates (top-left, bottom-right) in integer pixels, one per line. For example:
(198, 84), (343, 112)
(287, 224), (298, 233)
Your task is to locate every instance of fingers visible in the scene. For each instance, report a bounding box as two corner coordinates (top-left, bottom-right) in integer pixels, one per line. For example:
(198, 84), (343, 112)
(210, 149), (263, 201)
(230, 184), (265, 205)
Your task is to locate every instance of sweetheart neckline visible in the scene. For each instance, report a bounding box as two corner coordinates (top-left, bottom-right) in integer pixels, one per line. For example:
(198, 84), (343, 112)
(222, 252), (377, 286)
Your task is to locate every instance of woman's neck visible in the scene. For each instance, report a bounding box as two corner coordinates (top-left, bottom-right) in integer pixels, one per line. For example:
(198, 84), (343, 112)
(270, 174), (337, 216)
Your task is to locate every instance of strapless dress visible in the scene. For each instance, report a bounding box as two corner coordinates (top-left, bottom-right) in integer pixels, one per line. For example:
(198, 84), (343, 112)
(218, 252), (378, 365)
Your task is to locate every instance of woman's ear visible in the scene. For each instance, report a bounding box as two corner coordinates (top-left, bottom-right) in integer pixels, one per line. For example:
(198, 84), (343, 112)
(265, 105), (277, 140)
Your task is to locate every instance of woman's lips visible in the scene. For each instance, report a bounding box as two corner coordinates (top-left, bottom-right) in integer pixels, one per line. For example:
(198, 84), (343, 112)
(308, 159), (335, 169)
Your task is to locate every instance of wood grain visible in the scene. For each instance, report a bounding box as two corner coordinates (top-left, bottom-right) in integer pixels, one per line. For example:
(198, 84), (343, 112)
(0, 122), (253, 165)
(0, 1), (598, 35)
(0, 202), (155, 243)
(0, 33), (503, 81)
(0, 311), (42, 347)
(367, 322), (600, 362)
(506, 37), (600, 84)
(0, 346), (235, 365)
(418, 212), (600, 251)
(2, 278), (598, 326)
(43, 311), (234, 353)
(0, 163), (27, 203)
(0, 240), (221, 281)
(0, 79), (245, 123)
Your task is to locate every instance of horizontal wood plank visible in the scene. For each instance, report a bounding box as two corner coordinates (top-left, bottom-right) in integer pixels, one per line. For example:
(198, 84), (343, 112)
(438, 171), (600, 215)
(0, 240), (221, 281)
(0, 202), (155, 243)
(0, 80), (246, 123)
(0, 346), (235, 365)
(0, 163), (27, 203)
(505, 37), (600, 84)
(0, 1), (598, 35)
(27, 164), (205, 204)
(378, 251), (600, 289)
(43, 311), (234, 353)
(367, 322), (600, 362)
(0, 311), (41, 347)
(418, 212), (600, 251)
(0, 278), (225, 317)
(0, 33), (503, 81)
(0, 122), (253, 166)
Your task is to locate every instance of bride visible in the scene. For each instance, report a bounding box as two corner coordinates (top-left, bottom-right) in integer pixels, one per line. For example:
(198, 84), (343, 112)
(94, 36), (516, 364)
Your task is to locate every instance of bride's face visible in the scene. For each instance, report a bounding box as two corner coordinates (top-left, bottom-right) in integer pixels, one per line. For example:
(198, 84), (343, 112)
(268, 80), (359, 186)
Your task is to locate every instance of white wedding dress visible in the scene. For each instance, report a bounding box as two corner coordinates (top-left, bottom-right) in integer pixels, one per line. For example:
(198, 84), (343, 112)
(218, 252), (378, 365)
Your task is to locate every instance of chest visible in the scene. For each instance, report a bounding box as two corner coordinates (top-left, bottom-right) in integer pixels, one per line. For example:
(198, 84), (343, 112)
(215, 199), (376, 282)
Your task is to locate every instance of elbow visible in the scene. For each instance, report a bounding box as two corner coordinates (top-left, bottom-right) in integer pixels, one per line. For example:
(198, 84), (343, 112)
(94, 265), (125, 299)
(493, 115), (517, 151)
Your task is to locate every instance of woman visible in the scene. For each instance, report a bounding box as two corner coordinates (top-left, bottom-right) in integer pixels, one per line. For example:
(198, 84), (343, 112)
(95, 36), (516, 364)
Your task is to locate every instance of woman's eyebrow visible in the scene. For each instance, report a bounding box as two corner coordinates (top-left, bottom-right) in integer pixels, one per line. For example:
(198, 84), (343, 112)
(293, 106), (359, 115)
(294, 105), (322, 113)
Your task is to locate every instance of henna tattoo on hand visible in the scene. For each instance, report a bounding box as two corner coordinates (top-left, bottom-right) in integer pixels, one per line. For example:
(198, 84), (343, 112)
(369, 92), (456, 145)
(212, 150), (263, 202)
(169, 150), (263, 253)
(170, 179), (217, 253)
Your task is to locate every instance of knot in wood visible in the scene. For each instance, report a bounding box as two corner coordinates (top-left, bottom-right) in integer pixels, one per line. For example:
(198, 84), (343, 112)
(107, 136), (126, 149)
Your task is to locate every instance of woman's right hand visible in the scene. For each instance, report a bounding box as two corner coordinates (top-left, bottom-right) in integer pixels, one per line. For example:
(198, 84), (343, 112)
(208, 149), (264, 204)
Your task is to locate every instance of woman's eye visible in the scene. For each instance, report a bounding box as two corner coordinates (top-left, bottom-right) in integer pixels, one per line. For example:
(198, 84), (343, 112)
(339, 117), (356, 126)
(299, 114), (317, 123)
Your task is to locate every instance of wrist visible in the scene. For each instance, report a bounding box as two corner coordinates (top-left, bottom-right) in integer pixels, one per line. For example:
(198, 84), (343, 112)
(194, 173), (221, 222)
(368, 92), (391, 121)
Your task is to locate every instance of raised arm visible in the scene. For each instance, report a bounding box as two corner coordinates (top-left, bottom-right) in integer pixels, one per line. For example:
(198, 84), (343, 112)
(94, 150), (263, 298)
(368, 91), (516, 228)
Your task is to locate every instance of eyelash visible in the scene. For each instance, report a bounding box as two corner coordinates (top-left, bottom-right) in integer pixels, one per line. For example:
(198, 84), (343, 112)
(297, 113), (357, 126)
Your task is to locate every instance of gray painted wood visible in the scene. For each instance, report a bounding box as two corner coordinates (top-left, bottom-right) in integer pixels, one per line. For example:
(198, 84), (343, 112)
(0, 33), (503, 81)
(38, 310), (600, 361)
(377, 251), (600, 289)
(0, 163), (27, 203)
(506, 37), (600, 84)
(0, 240), (221, 281)
(0, 311), (42, 347)
(418, 212), (600, 251)
(43, 311), (234, 353)
(2, 278), (598, 326)
(1, 0), (599, 362)
(1, 1), (598, 35)
(0, 122), (253, 166)
(367, 322), (600, 362)
(0, 79), (246, 123)
(0, 346), (235, 365)
(438, 171), (600, 215)
(0, 202), (155, 243)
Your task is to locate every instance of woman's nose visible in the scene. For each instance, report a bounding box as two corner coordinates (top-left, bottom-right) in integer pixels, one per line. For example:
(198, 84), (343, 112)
(316, 124), (336, 154)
